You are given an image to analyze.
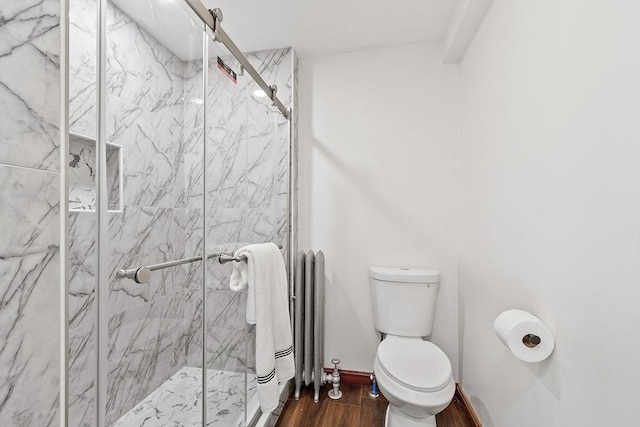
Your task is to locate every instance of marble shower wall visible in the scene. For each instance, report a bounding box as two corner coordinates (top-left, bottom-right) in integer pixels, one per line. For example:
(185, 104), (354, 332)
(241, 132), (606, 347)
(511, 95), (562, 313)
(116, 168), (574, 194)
(0, 0), (61, 426)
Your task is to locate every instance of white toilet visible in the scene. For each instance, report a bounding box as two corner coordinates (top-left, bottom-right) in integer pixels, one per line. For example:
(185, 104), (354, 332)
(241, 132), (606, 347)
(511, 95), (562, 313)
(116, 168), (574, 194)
(370, 267), (455, 427)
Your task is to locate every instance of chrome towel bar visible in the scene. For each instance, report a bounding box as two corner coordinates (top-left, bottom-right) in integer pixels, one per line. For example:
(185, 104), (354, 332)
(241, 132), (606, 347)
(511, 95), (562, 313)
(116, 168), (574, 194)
(116, 244), (283, 284)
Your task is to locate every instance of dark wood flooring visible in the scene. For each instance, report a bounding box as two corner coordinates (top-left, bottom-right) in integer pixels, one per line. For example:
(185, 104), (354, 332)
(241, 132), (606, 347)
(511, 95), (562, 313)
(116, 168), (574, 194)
(275, 383), (477, 427)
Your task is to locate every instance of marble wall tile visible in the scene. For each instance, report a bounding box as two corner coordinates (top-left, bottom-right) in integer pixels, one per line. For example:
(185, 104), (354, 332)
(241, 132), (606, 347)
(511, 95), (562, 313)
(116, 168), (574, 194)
(246, 49), (293, 107)
(69, 322), (95, 427)
(180, 287), (203, 368)
(206, 325), (250, 373)
(183, 60), (205, 130)
(206, 207), (246, 252)
(69, 212), (97, 329)
(108, 206), (174, 314)
(207, 130), (248, 209)
(0, 165), (60, 427)
(275, 117), (290, 210)
(204, 288), (254, 371)
(0, 1), (62, 426)
(106, 3), (183, 113)
(240, 208), (277, 245)
(246, 106), (276, 209)
(68, 0), (97, 139)
(69, 0), (97, 86)
(114, 104), (179, 209)
(104, 95), (141, 140)
(205, 66), (249, 209)
(106, 290), (188, 425)
(0, 0), (60, 172)
(69, 79), (97, 138)
(208, 290), (248, 332)
(175, 127), (205, 210)
(172, 210), (204, 369)
(205, 255), (233, 294)
(173, 208), (204, 266)
(246, 49), (292, 212)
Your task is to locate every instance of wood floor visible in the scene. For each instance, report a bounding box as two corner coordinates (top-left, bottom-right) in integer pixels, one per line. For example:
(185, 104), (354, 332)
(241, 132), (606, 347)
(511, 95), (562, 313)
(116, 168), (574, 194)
(275, 383), (477, 427)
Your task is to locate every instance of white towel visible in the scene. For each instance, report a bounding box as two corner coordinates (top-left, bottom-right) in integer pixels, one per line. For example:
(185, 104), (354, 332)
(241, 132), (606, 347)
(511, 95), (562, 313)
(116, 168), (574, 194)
(229, 243), (295, 412)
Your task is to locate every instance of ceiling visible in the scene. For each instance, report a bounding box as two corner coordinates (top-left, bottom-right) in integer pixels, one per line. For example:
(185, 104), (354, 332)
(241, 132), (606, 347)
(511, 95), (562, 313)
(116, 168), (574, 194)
(111, 0), (206, 61)
(205, 0), (460, 57)
(110, 0), (461, 60)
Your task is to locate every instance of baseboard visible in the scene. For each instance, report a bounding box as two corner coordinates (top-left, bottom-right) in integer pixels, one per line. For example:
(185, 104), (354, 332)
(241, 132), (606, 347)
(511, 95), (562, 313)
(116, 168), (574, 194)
(323, 368), (371, 386)
(323, 368), (481, 425)
(456, 383), (482, 427)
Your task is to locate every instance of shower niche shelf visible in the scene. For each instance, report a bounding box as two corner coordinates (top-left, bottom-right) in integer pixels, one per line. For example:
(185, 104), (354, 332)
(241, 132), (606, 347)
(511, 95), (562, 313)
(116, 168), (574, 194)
(69, 131), (122, 212)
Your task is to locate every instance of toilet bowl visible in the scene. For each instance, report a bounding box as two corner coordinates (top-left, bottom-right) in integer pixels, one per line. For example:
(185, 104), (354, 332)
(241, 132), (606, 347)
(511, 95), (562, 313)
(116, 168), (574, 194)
(369, 267), (455, 427)
(373, 336), (455, 427)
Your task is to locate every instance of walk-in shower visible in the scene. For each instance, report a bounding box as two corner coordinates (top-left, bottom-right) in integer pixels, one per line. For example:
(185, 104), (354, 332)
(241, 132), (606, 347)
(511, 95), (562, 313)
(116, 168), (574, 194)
(0, 0), (295, 426)
(68, 1), (295, 426)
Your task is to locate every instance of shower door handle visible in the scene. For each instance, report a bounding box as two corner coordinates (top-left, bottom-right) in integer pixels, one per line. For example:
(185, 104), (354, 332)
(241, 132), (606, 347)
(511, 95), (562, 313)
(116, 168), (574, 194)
(116, 266), (151, 284)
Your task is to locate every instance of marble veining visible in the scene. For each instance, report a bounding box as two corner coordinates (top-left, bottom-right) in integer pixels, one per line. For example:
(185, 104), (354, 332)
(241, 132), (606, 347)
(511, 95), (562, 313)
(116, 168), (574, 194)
(0, 166), (60, 427)
(110, 367), (256, 427)
(69, 322), (96, 427)
(106, 291), (189, 425)
(1, 2), (62, 425)
(68, 211), (97, 329)
(0, 0), (61, 172)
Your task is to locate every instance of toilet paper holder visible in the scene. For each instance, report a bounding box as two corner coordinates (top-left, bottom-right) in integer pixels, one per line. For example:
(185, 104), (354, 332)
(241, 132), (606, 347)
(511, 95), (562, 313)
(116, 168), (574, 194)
(522, 333), (541, 348)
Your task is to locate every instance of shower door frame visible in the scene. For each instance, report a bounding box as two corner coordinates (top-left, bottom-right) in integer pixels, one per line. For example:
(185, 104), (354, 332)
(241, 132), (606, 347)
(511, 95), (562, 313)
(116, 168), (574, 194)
(95, 0), (108, 425)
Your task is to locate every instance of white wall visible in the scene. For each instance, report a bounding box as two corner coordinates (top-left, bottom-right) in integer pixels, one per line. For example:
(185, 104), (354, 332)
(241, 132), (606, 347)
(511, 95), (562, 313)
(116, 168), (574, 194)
(458, 1), (640, 426)
(298, 44), (460, 375)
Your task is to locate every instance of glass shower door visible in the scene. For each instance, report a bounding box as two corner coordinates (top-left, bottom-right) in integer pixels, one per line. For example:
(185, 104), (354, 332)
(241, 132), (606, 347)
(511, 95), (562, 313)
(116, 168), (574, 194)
(203, 37), (292, 426)
(203, 35), (252, 427)
(66, 2), (291, 425)
(100, 1), (205, 425)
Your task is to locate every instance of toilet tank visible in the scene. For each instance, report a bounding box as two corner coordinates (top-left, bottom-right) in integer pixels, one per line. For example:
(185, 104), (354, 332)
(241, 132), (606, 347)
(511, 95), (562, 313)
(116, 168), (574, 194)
(369, 267), (440, 337)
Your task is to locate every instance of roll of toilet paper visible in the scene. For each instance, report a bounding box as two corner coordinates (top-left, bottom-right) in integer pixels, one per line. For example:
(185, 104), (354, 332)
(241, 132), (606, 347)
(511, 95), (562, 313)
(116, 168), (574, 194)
(494, 309), (555, 363)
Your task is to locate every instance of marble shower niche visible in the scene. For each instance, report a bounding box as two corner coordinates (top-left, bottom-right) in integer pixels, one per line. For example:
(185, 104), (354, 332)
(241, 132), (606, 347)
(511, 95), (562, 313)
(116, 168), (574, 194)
(69, 132), (122, 212)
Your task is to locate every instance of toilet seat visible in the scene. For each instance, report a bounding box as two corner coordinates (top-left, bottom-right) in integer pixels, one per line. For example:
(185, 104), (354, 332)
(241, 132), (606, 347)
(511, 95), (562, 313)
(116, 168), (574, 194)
(377, 337), (452, 393)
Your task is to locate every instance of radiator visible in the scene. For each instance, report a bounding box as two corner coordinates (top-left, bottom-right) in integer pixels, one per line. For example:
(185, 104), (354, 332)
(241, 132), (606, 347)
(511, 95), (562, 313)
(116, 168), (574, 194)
(293, 250), (325, 402)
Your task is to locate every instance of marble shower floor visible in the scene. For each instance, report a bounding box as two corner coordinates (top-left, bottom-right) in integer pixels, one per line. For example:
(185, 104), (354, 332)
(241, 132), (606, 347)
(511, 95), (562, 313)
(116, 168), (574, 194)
(110, 367), (257, 427)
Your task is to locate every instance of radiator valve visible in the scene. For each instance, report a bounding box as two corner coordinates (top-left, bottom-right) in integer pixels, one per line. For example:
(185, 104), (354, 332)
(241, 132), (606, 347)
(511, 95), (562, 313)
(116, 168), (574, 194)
(325, 358), (343, 400)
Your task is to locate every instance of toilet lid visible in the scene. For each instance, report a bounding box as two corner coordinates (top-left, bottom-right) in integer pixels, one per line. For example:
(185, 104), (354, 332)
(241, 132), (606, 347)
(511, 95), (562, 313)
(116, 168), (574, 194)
(377, 338), (452, 392)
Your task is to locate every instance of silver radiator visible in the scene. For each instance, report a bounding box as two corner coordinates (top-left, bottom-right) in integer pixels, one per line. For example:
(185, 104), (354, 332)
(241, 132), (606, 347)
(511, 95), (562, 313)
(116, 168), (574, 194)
(293, 250), (325, 402)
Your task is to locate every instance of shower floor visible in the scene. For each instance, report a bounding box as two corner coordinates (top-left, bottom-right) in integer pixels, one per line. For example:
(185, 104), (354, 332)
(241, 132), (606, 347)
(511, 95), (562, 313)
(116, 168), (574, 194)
(110, 367), (257, 427)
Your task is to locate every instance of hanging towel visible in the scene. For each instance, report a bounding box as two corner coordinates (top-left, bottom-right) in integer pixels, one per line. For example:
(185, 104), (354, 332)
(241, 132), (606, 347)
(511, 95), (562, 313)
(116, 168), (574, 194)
(229, 243), (295, 412)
